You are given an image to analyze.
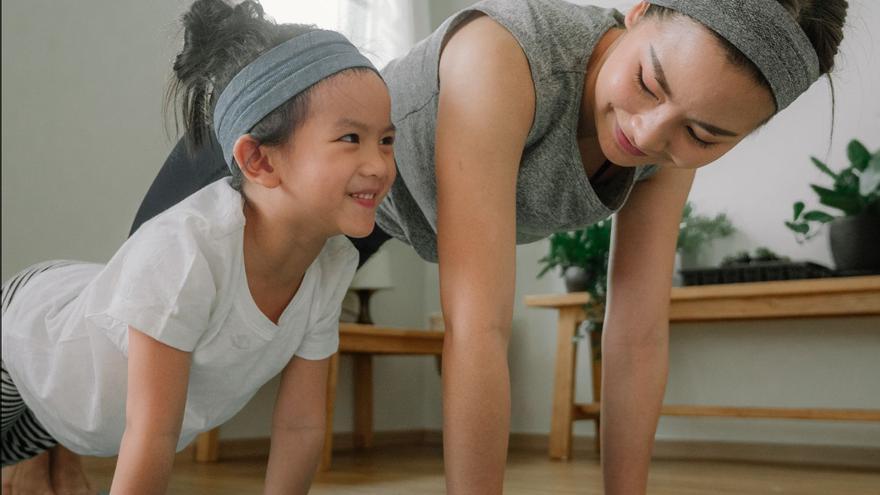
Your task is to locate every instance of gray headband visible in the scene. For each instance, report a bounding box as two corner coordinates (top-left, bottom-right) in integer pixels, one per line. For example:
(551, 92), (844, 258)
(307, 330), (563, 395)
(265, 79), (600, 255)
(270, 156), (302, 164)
(647, 0), (820, 111)
(213, 30), (378, 169)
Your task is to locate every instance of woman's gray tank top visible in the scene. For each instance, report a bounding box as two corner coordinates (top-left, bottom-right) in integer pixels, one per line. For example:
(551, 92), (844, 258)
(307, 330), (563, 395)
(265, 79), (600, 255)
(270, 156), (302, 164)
(375, 0), (658, 262)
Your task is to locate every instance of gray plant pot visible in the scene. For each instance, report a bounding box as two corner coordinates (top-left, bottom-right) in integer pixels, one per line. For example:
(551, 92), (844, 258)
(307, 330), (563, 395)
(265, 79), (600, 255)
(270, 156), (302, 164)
(828, 211), (880, 272)
(564, 267), (590, 292)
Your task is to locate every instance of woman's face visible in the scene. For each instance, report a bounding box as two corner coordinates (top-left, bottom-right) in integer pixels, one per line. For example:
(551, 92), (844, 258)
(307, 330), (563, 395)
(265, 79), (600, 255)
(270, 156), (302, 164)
(591, 3), (776, 170)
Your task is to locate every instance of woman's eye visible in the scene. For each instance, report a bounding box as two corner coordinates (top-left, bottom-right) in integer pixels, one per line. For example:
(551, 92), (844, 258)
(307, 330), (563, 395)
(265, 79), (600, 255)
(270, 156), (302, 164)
(381, 135), (395, 146)
(636, 66), (657, 99)
(339, 134), (360, 143)
(687, 127), (713, 148)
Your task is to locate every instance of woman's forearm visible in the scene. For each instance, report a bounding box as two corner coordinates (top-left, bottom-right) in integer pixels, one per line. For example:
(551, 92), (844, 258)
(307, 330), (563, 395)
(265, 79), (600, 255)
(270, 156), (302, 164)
(442, 325), (511, 495)
(600, 326), (669, 495)
(110, 429), (179, 494)
(263, 426), (324, 494)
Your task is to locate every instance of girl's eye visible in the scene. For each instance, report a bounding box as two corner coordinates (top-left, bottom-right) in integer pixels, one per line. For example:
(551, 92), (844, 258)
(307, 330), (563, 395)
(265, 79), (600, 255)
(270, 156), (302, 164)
(687, 127), (713, 148)
(339, 134), (360, 143)
(635, 66), (657, 100)
(381, 135), (395, 146)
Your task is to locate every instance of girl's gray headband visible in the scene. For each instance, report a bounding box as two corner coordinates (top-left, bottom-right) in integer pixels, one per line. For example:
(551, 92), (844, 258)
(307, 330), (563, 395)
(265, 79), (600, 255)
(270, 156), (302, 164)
(647, 0), (820, 111)
(213, 30), (378, 169)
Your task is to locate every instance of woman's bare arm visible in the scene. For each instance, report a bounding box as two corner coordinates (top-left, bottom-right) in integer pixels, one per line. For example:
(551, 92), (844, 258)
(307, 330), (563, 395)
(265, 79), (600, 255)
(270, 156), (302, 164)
(602, 166), (695, 494)
(435, 15), (535, 494)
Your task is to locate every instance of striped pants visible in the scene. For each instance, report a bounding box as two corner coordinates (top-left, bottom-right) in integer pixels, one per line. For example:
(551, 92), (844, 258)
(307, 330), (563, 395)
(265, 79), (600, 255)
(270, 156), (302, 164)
(1, 262), (71, 466)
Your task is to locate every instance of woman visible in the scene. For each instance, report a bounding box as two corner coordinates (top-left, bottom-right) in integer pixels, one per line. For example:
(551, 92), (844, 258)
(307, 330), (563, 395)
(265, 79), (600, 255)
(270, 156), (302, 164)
(29, 0), (847, 494)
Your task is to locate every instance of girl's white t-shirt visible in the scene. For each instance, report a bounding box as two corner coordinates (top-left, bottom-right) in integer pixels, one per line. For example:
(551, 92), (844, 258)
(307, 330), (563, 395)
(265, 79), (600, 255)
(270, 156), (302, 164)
(1, 178), (358, 456)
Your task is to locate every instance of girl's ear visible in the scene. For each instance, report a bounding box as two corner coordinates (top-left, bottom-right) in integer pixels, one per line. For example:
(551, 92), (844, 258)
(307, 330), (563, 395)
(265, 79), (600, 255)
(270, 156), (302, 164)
(232, 134), (280, 188)
(624, 1), (651, 30)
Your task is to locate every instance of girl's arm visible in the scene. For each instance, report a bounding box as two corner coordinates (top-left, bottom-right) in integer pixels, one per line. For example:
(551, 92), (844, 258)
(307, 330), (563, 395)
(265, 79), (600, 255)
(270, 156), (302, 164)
(263, 355), (330, 494)
(110, 327), (192, 495)
(602, 166), (695, 495)
(434, 15), (535, 494)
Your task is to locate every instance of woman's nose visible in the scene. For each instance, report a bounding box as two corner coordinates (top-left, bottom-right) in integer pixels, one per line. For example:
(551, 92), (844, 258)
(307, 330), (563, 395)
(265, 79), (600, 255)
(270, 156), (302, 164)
(631, 111), (669, 154)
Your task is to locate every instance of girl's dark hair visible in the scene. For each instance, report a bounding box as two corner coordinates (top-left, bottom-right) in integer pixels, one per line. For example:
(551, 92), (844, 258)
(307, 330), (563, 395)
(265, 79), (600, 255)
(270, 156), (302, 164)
(646, 0), (848, 115)
(166, 0), (317, 186)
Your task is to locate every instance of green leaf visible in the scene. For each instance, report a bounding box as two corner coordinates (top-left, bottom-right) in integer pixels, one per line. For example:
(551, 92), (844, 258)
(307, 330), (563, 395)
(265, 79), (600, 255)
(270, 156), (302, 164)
(802, 210), (836, 222)
(847, 139), (870, 171)
(810, 184), (863, 215)
(834, 169), (860, 195)
(793, 201), (805, 220)
(860, 153), (880, 196)
(785, 221), (810, 234)
(810, 157), (838, 180)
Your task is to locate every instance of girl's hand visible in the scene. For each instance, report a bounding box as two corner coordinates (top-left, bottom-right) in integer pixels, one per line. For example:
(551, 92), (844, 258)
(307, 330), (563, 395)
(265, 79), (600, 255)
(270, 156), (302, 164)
(263, 355), (331, 494)
(110, 326), (191, 495)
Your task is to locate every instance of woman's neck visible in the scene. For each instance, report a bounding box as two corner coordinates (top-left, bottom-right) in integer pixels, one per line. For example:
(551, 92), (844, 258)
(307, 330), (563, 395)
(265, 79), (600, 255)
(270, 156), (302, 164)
(578, 27), (625, 178)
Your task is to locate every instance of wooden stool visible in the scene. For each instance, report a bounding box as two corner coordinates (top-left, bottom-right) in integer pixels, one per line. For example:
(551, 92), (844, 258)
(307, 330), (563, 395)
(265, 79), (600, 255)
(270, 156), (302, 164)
(192, 323), (445, 471)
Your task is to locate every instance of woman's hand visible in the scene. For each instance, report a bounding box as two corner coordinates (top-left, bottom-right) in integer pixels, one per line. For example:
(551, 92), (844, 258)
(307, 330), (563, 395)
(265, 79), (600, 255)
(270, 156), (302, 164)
(110, 327), (192, 495)
(602, 166), (694, 494)
(263, 356), (330, 494)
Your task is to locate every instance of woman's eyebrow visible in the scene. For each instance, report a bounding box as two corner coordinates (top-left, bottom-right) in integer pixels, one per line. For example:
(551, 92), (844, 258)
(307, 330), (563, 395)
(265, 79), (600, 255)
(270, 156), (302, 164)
(649, 45), (673, 97)
(650, 45), (739, 138)
(692, 119), (739, 137)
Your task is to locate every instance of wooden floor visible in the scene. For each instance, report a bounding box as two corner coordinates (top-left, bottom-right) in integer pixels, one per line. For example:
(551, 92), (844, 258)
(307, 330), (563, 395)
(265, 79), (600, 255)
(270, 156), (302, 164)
(82, 446), (880, 494)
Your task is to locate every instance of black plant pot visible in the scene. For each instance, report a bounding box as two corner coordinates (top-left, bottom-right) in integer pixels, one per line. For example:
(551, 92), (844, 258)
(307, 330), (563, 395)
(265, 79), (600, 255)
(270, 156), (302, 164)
(828, 211), (880, 272)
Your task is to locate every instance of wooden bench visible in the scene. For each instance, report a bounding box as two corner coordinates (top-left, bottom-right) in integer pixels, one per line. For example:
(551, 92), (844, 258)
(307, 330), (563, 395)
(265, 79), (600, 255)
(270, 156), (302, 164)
(192, 322), (444, 471)
(524, 275), (880, 460)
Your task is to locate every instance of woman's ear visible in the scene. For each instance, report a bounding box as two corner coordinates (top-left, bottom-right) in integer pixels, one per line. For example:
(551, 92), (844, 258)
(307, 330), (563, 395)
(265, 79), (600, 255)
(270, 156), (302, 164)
(232, 134), (280, 188)
(624, 1), (651, 30)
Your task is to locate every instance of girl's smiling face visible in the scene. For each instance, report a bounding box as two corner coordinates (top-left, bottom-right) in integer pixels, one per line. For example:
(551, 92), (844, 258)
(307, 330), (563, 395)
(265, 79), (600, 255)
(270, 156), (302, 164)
(589, 2), (776, 170)
(264, 70), (396, 239)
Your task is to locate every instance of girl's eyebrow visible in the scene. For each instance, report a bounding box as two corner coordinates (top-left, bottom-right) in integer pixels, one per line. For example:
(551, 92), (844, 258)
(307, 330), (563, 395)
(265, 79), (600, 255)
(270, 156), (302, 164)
(334, 117), (396, 134)
(650, 45), (739, 138)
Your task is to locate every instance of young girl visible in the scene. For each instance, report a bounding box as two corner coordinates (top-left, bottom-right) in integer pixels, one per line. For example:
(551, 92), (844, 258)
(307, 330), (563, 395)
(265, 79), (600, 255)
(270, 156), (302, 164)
(1, 0), (395, 493)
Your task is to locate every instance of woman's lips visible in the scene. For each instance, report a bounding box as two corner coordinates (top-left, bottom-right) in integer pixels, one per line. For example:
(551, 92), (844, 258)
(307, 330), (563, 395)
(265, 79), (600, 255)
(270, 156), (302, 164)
(615, 125), (646, 157)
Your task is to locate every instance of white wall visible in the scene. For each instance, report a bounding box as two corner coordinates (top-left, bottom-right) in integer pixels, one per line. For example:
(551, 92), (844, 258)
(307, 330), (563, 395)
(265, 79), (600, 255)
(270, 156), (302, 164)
(2, 0), (187, 278)
(3, 0), (878, 449)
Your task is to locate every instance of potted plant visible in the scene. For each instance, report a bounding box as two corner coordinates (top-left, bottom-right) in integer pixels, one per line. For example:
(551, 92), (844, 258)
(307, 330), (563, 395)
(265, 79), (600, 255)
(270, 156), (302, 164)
(537, 220), (611, 390)
(677, 202), (736, 269)
(537, 219), (611, 298)
(785, 139), (880, 272)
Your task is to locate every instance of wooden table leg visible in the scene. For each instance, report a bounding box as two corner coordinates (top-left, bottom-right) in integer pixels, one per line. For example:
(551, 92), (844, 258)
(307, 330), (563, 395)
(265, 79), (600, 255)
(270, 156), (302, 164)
(589, 328), (602, 454)
(353, 354), (373, 449)
(319, 352), (340, 472)
(549, 307), (580, 460)
(193, 427), (220, 462)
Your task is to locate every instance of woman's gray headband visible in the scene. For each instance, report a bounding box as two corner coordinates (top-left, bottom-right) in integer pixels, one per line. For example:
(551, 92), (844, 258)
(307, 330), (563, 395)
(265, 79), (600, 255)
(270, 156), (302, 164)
(647, 0), (820, 111)
(213, 30), (378, 169)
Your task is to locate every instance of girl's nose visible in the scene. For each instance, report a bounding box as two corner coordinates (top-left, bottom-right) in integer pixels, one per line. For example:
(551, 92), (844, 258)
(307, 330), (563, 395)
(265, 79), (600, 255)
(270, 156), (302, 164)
(362, 145), (393, 180)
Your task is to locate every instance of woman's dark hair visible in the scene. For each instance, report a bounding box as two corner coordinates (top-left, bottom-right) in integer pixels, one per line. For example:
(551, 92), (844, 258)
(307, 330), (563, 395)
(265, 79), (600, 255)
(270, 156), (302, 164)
(166, 0), (317, 186)
(646, 0), (848, 115)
